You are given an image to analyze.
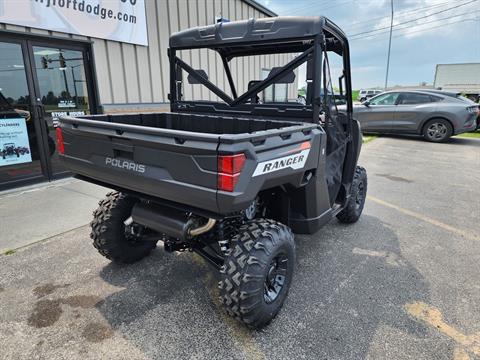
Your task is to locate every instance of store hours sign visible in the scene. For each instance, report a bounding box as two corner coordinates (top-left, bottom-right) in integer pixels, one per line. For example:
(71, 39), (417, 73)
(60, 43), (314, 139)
(0, 0), (148, 46)
(0, 118), (32, 167)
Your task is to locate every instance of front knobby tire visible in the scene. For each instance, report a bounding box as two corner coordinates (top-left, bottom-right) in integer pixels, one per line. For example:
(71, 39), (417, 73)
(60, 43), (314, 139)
(337, 166), (367, 223)
(90, 191), (156, 264)
(218, 218), (295, 329)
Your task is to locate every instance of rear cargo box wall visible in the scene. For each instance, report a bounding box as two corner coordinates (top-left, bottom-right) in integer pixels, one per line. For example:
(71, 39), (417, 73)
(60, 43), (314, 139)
(82, 112), (302, 135)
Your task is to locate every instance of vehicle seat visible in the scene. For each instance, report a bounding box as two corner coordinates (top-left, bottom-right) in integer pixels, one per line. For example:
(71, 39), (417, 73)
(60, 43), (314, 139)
(247, 81), (261, 103)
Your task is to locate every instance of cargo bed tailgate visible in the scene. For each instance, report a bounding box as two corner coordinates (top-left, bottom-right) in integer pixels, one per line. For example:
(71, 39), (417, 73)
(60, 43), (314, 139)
(59, 117), (220, 211)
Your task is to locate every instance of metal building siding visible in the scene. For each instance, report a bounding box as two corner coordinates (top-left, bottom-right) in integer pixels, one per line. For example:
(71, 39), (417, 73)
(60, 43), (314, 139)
(434, 63), (480, 92)
(97, 0), (284, 106)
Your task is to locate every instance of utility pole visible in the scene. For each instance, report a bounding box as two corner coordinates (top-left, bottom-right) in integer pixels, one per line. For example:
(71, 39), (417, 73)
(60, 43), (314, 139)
(384, 0), (394, 90)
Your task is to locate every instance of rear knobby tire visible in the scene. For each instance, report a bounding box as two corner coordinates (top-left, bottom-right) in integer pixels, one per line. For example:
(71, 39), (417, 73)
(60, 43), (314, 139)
(90, 191), (156, 264)
(337, 166), (367, 223)
(218, 218), (295, 329)
(422, 118), (453, 142)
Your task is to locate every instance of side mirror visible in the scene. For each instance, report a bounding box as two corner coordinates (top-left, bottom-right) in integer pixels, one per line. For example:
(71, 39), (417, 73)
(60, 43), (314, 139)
(363, 101), (370, 107)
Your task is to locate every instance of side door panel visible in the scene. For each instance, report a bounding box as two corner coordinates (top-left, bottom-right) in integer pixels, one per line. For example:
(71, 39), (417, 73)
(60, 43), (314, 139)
(393, 104), (420, 132)
(394, 105), (435, 133)
(356, 92), (401, 132)
(357, 105), (395, 132)
(393, 93), (436, 133)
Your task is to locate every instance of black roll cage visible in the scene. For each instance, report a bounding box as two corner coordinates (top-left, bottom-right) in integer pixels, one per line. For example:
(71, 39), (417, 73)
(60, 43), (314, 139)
(168, 21), (353, 124)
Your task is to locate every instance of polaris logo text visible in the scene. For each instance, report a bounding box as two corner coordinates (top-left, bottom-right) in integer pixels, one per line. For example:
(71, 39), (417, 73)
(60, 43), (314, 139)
(105, 157), (146, 173)
(252, 149), (310, 176)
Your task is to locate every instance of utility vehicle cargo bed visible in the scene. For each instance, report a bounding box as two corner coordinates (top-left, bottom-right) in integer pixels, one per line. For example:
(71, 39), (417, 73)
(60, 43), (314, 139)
(79, 112), (304, 135)
(58, 112), (322, 214)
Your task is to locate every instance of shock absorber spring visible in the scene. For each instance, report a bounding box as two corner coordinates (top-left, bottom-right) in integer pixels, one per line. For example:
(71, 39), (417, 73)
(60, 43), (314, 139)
(217, 221), (230, 256)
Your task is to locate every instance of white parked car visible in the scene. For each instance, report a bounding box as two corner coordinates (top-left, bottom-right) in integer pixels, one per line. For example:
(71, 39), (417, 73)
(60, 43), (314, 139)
(358, 89), (382, 102)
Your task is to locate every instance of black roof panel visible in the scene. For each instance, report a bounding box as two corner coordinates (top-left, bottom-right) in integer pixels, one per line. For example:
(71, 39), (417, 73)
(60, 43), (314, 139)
(169, 16), (328, 49)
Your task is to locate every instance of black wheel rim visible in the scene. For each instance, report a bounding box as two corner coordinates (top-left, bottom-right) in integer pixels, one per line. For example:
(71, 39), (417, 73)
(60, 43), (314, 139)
(264, 252), (288, 304)
(355, 181), (365, 210)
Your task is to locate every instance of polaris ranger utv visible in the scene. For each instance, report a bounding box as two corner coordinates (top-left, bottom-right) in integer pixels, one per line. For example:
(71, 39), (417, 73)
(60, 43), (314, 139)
(57, 16), (367, 329)
(2, 143), (20, 159)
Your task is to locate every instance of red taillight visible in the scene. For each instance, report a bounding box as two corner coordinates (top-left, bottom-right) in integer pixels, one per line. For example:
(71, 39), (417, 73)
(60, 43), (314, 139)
(217, 153), (246, 192)
(218, 173), (240, 192)
(56, 127), (65, 155)
(218, 153), (246, 174)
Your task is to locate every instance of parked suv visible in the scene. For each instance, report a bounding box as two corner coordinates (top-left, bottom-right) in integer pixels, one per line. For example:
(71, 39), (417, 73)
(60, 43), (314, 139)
(353, 90), (479, 142)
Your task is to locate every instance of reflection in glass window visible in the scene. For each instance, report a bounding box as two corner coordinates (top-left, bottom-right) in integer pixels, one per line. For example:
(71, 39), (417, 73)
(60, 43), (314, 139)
(0, 42), (30, 111)
(399, 93), (432, 105)
(370, 92), (400, 105)
(33, 47), (90, 118)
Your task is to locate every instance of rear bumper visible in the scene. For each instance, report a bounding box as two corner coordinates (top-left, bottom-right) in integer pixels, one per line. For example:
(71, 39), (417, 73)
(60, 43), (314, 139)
(452, 111), (478, 135)
(454, 119), (477, 135)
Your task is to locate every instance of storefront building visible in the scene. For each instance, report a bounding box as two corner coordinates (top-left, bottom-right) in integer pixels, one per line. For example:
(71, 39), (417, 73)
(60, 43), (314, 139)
(0, 0), (298, 190)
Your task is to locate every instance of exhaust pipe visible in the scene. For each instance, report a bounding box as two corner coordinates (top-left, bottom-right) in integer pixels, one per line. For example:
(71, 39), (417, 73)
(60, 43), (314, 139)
(129, 202), (215, 240)
(189, 218), (216, 236)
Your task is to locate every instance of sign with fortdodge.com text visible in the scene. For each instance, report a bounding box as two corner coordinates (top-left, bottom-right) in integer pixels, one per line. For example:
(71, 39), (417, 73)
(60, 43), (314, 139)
(0, 0), (148, 46)
(0, 118), (32, 167)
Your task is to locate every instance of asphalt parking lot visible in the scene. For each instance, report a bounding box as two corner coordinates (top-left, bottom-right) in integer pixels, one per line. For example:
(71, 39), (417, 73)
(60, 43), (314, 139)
(1, 136), (479, 360)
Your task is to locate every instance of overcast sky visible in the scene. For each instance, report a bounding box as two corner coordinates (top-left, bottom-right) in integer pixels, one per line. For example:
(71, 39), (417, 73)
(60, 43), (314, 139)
(256, 0), (480, 90)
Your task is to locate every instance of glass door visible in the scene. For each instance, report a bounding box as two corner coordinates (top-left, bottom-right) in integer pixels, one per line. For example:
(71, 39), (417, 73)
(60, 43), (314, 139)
(30, 44), (93, 177)
(0, 35), (97, 190)
(0, 41), (45, 188)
